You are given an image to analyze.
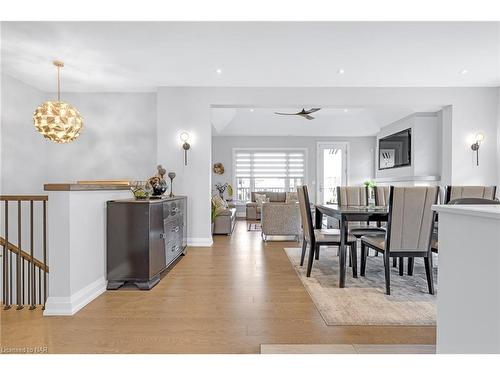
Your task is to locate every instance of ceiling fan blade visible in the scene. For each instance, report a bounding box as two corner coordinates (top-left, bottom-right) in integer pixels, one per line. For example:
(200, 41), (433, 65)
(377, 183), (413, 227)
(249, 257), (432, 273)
(275, 111), (300, 116)
(301, 114), (315, 120)
(306, 108), (321, 114)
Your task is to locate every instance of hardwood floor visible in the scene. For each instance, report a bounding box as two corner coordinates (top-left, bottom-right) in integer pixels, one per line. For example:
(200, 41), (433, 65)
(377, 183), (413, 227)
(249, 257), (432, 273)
(1, 220), (435, 353)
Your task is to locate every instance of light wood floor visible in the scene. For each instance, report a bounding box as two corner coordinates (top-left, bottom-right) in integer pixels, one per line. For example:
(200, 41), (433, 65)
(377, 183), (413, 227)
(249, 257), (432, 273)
(1, 220), (435, 353)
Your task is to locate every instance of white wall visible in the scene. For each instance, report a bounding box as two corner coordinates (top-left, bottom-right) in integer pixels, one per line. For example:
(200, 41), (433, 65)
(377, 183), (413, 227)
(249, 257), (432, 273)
(1, 74), (157, 194)
(497, 88), (500, 188)
(212, 135), (376, 203)
(45, 92), (157, 183)
(375, 112), (441, 183)
(157, 86), (499, 242)
(1, 74), (47, 194)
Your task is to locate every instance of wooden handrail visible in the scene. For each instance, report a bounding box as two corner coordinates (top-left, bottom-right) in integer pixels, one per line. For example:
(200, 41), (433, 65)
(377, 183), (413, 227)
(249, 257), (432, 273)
(0, 195), (48, 201)
(0, 236), (49, 273)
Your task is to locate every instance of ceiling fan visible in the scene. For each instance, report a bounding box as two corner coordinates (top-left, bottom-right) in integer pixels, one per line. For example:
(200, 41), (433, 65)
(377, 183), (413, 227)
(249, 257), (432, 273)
(274, 108), (321, 120)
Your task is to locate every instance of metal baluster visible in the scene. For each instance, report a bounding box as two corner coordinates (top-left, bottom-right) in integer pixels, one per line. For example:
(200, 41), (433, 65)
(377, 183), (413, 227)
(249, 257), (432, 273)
(29, 201), (35, 310)
(4, 201), (10, 310)
(43, 200), (47, 310)
(38, 267), (41, 306)
(22, 258), (25, 306)
(16, 201), (22, 309)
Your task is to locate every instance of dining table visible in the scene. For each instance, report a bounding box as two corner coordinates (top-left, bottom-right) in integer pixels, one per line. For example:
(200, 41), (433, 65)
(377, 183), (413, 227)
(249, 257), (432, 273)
(314, 204), (389, 288)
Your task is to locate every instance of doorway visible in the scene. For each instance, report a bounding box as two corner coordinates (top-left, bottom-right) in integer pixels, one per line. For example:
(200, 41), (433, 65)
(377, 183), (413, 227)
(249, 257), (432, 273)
(316, 142), (348, 204)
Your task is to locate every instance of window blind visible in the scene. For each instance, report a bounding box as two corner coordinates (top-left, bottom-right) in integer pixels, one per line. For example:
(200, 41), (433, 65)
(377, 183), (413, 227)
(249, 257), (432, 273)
(235, 150), (305, 178)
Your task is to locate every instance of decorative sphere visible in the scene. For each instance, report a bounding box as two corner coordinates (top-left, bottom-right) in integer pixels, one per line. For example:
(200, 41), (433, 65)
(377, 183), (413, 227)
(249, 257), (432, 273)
(33, 101), (83, 144)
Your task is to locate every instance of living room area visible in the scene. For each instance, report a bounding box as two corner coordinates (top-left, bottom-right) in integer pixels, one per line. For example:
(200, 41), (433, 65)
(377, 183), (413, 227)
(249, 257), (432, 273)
(210, 105), (443, 240)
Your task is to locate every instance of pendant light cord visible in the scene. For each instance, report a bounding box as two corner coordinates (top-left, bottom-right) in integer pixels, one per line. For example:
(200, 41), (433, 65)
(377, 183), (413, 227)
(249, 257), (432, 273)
(57, 65), (61, 101)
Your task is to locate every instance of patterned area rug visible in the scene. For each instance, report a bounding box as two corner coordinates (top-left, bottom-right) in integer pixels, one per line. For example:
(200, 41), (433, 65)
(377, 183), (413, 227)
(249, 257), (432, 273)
(247, 222), (262, 231)
(284, 247), (437, 326)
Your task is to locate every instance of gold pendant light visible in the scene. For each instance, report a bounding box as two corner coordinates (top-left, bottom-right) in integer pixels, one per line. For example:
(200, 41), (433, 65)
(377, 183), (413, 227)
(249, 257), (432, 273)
(33, 60), (83, 143)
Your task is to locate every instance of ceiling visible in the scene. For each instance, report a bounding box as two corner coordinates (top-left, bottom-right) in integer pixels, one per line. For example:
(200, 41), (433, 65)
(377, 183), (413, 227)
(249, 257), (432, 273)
(1, 22), (499, 92)
(211, 106), (420, 137)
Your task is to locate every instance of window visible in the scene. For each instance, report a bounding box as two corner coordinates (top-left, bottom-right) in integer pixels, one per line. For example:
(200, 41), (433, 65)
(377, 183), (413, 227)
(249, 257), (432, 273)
(234, 149), (306, 202)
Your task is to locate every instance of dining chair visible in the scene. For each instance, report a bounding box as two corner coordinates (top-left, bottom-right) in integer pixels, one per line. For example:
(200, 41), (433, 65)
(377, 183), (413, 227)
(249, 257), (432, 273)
(336, 186), (386, 238)
(337, 186), (386, 262)
(374, 185), (390, 206)
(297, 185), (357, 278)
(360, 186), (439, 295)
(444, 185), (497, 203)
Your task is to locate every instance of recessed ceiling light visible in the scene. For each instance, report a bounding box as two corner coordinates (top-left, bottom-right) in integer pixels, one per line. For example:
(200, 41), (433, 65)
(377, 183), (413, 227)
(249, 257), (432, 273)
(216, 68), (222, 75)
(337, 69), (345, 75)
(460, 69), (468, 75)
(344, 109), (349, 113)
(249, 108), (254, 112)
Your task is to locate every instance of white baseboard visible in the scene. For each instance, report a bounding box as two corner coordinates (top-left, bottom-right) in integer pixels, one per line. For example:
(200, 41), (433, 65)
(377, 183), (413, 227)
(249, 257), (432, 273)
(43, 277), (106, 316)
(187, 237), (213, 247)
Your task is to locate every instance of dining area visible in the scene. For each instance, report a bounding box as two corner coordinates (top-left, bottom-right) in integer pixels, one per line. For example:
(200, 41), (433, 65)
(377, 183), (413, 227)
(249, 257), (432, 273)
(296, 184), (498, 296)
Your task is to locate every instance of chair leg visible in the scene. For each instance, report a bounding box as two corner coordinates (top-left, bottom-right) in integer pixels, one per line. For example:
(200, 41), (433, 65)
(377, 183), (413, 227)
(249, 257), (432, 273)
(424, 256), (435, 295)
(300, 237), (307, 266)
(315, 246), (320, 260)
(350, 243), (358, 278)
(348, 248), (352, 267)
(306, 240), (317, 277)
(360, 243), (367, 276)
(384, 255), (391, 295)
(392, 257), (397, 267)
(399, 257), (404, 276)
(408, 257), (414, 276)
(375, 250), (378, 257)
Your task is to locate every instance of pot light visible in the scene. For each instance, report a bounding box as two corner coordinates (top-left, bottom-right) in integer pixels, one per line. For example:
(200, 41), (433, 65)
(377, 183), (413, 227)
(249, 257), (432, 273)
(216, 68), (222, 75)
(343, 108), (349, 113)
(249, 108), (254, 112)
(337, 69), (345, 75)
(460, 69), (468, 75)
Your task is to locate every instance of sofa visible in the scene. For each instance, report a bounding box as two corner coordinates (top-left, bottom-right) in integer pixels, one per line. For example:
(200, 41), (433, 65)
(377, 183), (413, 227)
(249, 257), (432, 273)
(213, 201), (237, 235)
(246, 191), (287, 220)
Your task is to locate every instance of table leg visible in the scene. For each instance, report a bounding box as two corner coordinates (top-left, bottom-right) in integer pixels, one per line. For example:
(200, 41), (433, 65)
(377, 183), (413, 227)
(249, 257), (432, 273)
(315, 207), (323, 229)
(339, 217), (347, 288)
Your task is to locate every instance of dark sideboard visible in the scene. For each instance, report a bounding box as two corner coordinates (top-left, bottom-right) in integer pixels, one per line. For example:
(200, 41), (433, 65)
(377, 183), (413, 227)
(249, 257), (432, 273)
(106, 196), (187, 290)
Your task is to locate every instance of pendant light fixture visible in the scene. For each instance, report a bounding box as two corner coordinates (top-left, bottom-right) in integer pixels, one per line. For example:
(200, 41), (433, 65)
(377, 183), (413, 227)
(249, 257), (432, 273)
(33, 60), (83, 143)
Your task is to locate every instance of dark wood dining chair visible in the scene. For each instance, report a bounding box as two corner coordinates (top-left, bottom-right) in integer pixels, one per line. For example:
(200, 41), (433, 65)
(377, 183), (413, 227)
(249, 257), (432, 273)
(297, 185), (357, 278)
(444, 185), (497, 203)
(360, 186), (438, 295)
(336, 186), (387, 264)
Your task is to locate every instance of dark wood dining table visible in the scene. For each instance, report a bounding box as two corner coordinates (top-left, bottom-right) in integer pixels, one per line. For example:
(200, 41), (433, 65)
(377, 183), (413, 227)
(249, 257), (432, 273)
(314, 204), (389, 288)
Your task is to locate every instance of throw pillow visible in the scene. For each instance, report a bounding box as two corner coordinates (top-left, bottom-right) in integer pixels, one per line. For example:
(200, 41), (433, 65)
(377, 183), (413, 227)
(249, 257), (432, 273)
(285, 192), (299, 203)
(212, 195), (228, 214)
(255, 193), (269, 207)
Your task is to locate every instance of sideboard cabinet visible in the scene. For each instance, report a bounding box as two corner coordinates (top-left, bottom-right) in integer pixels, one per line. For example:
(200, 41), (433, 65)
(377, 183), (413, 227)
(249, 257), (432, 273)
(106, 196), (187, 290)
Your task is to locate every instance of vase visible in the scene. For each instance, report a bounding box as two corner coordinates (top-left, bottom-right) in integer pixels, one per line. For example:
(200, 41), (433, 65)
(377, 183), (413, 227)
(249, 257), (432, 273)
(151, 179), (167, 197)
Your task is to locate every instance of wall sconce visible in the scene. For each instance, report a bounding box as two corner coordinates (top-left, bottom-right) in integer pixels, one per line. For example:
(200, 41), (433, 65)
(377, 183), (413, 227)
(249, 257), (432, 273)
(471, 132), (484, 166)
(180, 132), (191, 166)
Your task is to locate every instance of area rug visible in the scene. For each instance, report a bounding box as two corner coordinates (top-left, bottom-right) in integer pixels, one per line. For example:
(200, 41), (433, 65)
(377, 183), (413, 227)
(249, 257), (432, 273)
(247, 222), (262, 231)
(284, 247), (437, 326)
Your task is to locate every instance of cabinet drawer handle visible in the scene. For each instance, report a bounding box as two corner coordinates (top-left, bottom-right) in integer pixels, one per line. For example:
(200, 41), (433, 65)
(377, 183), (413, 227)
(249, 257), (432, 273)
(160, 233), (166, 239)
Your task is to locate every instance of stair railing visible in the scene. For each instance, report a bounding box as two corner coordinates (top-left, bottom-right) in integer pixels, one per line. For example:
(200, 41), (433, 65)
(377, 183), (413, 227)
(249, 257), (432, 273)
(0, 195), (48, 310)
